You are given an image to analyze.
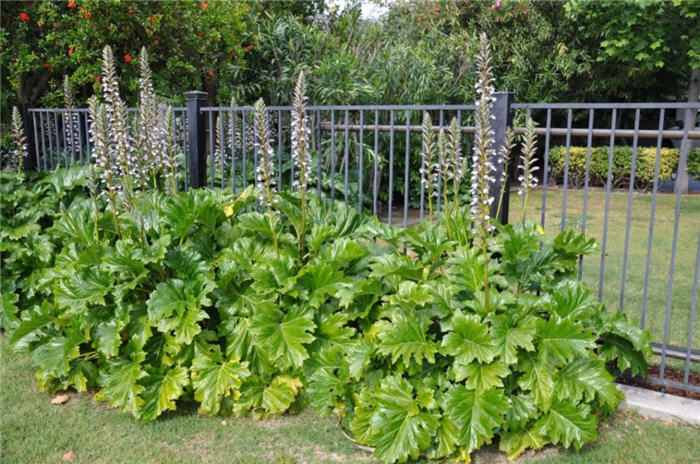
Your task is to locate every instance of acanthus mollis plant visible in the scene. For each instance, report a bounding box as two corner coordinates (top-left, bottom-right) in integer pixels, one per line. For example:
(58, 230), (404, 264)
(290, 70), (312, 259)
(518, 117), (539, 222)
(135, 47), (166, 190)
(420, 112), (437, 222)
(10, 107), (27, 175)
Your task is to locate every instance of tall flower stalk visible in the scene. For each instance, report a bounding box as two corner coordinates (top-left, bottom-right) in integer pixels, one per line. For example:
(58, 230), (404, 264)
(448, 116), (465, 214)
(253, 98), (279, 255)
(88, 96), (121, 237)
(420, 113), (438, 222)
(10, 107), (27, 175)
(63, 76), (81, 163)
(518, 117), (539, 223)
(437, 129), (452, 238)
(495, 127), (515, 222)
(101, 45), (136, 209)
(137, 47), (164, 190)
(291, 70), (312, 259)
(470, 33), (498, 313)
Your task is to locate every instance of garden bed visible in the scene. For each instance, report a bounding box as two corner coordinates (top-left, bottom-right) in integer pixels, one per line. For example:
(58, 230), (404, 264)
(618, 365), (700, 401)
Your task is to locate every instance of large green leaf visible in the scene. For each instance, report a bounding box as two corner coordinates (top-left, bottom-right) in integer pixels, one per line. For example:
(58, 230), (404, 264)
(441, 311), (496, 369)
(444, 385), (508, 454)
(517, 355), (555, 412)
(535, 317), (596, 364)
(555, 357), (621, 411)
(376, 310), (435, 366)
(261, 375), (303, 415)
(499, 425), (548, 460)
(139, 366), (189, 422)
(490, 315), (535, 365)
(191, 344), (250, 415)
(458, 361), (509, 393)
(94, 353), (147, 416)
(55, 267), (112, 312)
(367, 376), (440, 463)
(250, 304), (316, 370)
(535, 399), (598, 449)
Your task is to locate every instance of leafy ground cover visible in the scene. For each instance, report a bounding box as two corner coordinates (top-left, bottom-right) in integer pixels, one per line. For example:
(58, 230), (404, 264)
(2, 339), (699, 464)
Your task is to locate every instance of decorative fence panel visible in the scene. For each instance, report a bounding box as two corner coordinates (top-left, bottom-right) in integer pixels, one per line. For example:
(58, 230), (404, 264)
(24, 97), (700, 394)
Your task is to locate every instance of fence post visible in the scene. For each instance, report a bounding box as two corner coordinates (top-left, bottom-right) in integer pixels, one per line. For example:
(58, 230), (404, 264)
(490, 91), (514, 224)
(185, 90), (207, 188)
(17, 104), (37, 171)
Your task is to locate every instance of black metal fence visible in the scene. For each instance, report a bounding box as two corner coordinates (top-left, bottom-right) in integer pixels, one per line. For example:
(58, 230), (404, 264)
(23, 95), (700, 394)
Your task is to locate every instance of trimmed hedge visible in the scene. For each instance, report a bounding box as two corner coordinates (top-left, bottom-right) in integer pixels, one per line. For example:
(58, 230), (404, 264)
(549, 146), (700, 190)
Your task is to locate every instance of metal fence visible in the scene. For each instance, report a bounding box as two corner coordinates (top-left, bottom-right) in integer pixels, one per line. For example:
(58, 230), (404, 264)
(22, 95), (700, 394)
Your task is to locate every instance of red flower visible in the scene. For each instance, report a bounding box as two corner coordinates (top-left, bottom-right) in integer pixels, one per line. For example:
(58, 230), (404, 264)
(522, 9), (528, 15)
(124, 54), (132, 63)
(200, 1), (208, 8)
(0, 45), (4, 51)
(68, 1), (77, 9)
(207, 70), (214, 77)
(94, 76), (101, 83)
(154, 39), (160, 46)
(43, 62), (51, 69)
(128, 8), (134, 14)
(19, 12), (30, 21)
(68, 48), (74, 56)
(53, 22), (58, 29)
(86, 12), (92, 19)
(79, 7), (84, 13)
(246, 44), (254, 51)
(150, 15), (156, 23)
(230, 50), (236, 57)
(197, 31), (203, 37)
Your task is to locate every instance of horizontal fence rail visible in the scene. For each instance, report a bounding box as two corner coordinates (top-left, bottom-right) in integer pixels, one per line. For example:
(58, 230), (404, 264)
(22, 97), (700, 394)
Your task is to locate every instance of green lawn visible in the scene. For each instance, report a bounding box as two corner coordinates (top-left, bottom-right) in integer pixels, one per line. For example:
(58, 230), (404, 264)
(2, 339), (699, 464)
(510, 188), (700, 349)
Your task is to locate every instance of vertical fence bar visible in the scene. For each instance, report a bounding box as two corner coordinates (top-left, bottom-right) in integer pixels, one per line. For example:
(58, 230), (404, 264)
(619, 108), (641, 312)
(358, 110), (364, 212)
(579, 109), (595, 280)
(560, 109), (573, 231)
(208, 111), (215, 188)
(437, 110), (444, 212)
(388, 110), (395, 225)
(540, 109), (552, 228)
(641, 109), (666, 329)
(84, 111), (91, 165)
(46, 111), (54, 169)
(330, 110), (336, 201)
(490, 93), (514, 223)
(232, 110), (238, 192)
(373, 110), (379, 216)
(344, 110), (350, 204)
(685, 231), (700, 384)
(598, 108), (617, 302)
(659, 108), (692, 385)
(403, 110), (410, 229)
(317, 109), (322, 199)
(76, 111), (84, 164)
(53, 111), (61, 167)
(242, 110), (247, 188)
(31, 112), (41, 169)
(419, 111), (426, 221)
(185, 91), (207, 188)
(219, 113), (225, 188)
(278, 111), (284, 190)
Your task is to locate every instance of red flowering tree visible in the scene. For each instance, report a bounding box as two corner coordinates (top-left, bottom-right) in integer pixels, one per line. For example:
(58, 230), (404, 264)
(0, 0), (250, 119)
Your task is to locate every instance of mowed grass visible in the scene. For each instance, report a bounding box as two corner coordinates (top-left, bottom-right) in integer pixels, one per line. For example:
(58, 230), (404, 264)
(2, 340), (700, 464)
(509, 188), (700, 349)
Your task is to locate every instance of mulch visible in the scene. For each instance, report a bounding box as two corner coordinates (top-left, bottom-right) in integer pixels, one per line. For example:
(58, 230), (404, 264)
(618, 364), (700, 401)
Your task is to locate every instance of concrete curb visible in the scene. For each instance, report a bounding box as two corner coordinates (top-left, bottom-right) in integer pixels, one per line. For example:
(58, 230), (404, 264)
(616, 383), (700, 425)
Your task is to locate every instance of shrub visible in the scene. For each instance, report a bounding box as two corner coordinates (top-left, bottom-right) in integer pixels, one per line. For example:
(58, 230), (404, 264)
(549, 145), (681, 190)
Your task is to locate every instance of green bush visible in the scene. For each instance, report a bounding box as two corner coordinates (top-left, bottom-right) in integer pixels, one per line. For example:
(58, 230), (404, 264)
(2, 167), (652, 462)
(549, 145), (682, 190)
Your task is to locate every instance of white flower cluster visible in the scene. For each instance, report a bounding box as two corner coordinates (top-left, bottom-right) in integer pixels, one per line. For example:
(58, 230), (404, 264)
(10, 107), (27, 174)
(135, 47), (166, 189)
(517, 117), (539, 196)
(88, 95), (121, 206)
(470, 33), (498, 234)
(101, 45), (137, 206)
(63, 76), (81, 162)
(253, 98), (276, 205)
(447, 117), (465, 188)
(291, 70), (312, 193)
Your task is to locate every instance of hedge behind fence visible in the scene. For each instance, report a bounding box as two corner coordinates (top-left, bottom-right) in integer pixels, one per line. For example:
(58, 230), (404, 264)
(549, 146), (700, 190)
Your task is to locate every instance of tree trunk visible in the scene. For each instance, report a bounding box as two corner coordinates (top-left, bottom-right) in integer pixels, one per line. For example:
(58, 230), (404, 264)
(675, 68), (699, 194)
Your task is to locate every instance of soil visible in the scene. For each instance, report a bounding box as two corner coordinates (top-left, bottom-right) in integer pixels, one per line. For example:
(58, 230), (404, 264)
(618, 364), (700, 401)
